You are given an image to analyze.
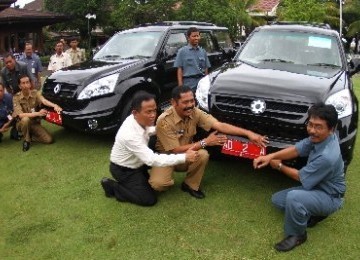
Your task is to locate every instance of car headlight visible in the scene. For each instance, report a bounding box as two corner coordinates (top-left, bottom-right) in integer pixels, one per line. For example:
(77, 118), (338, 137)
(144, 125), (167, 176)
(195, 75), (211, 111)
(78, 74), (118, 100)
(325, 89), (353, 118)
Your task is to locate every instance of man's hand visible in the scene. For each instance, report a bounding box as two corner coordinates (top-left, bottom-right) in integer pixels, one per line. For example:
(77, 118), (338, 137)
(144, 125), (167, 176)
(205, 131), (228, 146)
(53, 104), (62, 113)
(38, 109), (48, 117)
(185, 148), (199, 163)
(0, 125), (10, 133)
(253, 155), (272, 169)
(247, 131), (269, 148)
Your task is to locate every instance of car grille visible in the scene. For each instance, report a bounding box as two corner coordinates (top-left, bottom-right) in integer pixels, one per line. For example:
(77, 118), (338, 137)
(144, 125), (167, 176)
(42, 80), (88, 111)
(211, 95), (310, 143)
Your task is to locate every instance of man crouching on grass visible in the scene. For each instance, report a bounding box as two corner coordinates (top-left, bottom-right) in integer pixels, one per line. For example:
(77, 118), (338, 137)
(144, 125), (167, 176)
(253, 103), (345, 252)
(13, 75), (62, 151)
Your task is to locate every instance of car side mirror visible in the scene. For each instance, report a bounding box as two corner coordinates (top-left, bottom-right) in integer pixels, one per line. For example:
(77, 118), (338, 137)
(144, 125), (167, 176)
(349, 57), (360, 77)
(164, 46), (178, 59)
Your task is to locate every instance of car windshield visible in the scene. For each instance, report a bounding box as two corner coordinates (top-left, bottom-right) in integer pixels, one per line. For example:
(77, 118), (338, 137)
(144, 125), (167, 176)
(237, 30), (342, 68)
(93, 31), (163, 61)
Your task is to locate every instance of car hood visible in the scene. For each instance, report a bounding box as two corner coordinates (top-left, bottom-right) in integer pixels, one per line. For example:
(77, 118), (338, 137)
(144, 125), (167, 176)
(211, 62), (344, 103)
(48, 59), (145, 86)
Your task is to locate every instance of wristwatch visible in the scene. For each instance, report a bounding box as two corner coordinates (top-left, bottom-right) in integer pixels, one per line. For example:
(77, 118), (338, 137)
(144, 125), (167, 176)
(277, 162), (283, 171)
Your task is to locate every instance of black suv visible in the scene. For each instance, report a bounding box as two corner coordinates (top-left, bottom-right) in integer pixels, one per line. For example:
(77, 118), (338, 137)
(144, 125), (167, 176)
(196, 23), (360, 169)
(42, 21), (235, 133)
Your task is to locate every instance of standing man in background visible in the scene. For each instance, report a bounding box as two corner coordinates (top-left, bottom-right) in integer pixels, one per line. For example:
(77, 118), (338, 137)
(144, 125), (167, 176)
(1, 53), (35, 94)
(20, 43), (43, 90)
(66, 38), (86, 64)
(174, 27), (210, 91)
(48, 41), (72, 73)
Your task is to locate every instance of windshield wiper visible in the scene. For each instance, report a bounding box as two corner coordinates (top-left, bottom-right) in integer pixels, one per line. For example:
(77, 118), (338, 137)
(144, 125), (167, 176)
(123, 55), (150, 59)
(306, 63), (341, 68)
(95, 55), (120, 60)
(260, 58), (294, 64)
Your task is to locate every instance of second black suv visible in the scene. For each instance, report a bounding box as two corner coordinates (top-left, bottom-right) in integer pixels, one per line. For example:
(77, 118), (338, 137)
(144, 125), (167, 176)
(42, 21), (235, 133)
(196, 23), (360, 169)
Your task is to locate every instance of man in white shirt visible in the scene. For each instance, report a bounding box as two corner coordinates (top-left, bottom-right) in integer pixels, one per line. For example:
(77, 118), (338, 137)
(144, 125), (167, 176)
(47, 41), (72, 72)
(100, 91), (199, 206)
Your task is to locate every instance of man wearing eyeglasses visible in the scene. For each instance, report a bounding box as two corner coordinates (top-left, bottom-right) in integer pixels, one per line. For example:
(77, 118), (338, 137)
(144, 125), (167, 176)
(253, 103), (345, 252)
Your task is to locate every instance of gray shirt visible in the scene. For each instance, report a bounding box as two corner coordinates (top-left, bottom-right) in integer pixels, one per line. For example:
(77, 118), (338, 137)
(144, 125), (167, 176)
(296, 134), (346, 195)
(174, 44), (211, 77)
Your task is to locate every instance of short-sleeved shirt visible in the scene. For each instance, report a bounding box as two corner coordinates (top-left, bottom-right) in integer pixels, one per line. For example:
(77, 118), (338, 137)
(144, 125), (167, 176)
(0, 93), (13, 127)
(48, 52), (72, 72)
(1, 61), (35, 94)
(13, 90), (43, 118)
(155, 106), (217, 152)
(174, 44), (211, 77)
(65, 47), (86, 64)
(295, 134), (345, 195)
(20, 54), (43, 80)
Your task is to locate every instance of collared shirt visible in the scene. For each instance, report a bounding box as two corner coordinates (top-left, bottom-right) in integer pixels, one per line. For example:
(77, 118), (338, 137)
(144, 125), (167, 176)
(155, 106), (217, 152)
(48, 52), (72, 72)
(65, 47), (86, 64)
(13, 90), (43, 117)
(296, 134), (346, 195)
(20, 53), (43, 81)
(0, 93), (13, 127)
(110, 114), (186, 169)
(1, 61), (35, 94)
(174, 44), (211, 77)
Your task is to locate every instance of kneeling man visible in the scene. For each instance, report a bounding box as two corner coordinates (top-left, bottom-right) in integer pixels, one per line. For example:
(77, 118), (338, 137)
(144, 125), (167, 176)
(253, 103), (345, 252)
(13, 75), (62, 151)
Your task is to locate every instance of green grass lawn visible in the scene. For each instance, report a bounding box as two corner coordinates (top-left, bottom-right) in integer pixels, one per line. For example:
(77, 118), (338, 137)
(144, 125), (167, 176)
(1, 76), (360, 259)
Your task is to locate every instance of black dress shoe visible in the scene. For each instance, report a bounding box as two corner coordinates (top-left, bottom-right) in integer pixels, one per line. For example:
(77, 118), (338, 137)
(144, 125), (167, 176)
(274, 232), (307, 252)
(23, 141), (30, 152)
(181, 182), (205, 199)
(307, 215), (327, 228)
(100, 177), (116, 198)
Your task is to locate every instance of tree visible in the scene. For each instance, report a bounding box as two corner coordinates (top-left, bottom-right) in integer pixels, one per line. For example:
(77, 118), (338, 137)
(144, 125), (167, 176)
(277, 0), (327, 22)
(44, 0), (114, 40)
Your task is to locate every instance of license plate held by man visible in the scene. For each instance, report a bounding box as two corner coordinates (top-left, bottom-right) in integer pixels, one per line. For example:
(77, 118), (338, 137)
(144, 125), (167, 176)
(221, 138), (266, 159)
(45, 111), (62, 126)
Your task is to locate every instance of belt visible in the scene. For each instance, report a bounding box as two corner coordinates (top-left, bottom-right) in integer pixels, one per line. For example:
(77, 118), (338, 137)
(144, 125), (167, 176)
(330, 193), (344, 198)
(183, 74), (203, 79)
(110, 162), (137, 171)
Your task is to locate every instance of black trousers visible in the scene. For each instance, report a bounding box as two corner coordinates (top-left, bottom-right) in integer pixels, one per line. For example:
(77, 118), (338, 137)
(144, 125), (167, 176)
(109, 162), (157, 206)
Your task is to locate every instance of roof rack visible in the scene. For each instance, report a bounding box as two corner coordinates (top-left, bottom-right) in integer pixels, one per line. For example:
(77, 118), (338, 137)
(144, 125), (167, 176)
(138, 21), (216, 27)
(270, 21), (331, 29)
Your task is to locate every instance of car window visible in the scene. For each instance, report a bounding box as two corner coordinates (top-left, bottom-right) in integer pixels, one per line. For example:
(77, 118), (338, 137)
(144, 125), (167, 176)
(164, 32), (187, 57)
(213, 30), (233, 49)
(238, 30), (342, 67)
(199, 32), (216, 53)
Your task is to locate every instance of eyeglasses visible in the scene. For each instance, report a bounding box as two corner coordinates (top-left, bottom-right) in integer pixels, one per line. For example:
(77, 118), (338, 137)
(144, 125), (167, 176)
(305, 121), (325, 131)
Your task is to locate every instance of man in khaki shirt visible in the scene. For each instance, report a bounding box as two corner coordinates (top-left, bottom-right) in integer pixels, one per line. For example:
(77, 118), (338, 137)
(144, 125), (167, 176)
(13, 75), (62, 151)
(150, 86), (269, 198)
(65, 38), (86, 64)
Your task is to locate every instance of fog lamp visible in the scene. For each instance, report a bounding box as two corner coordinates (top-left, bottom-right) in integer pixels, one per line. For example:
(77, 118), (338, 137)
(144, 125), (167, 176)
(88, 119), (98, 129)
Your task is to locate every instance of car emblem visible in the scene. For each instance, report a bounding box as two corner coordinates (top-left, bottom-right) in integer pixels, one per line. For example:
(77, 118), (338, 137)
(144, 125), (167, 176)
(54, 84), (61, 94)
(250, 99), (266, 114)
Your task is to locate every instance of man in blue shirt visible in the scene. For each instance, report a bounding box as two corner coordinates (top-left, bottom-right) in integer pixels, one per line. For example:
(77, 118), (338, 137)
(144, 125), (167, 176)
(253, 103), (345, 252)
(20, 43), (43, 90)
(0, 82), (14, 142)
(174, 27), (211, 91)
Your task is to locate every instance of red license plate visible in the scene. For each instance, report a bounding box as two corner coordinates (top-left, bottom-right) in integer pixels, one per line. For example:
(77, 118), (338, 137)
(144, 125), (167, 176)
(221, 139), (266, 159)
(45, 111), (62, 126)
